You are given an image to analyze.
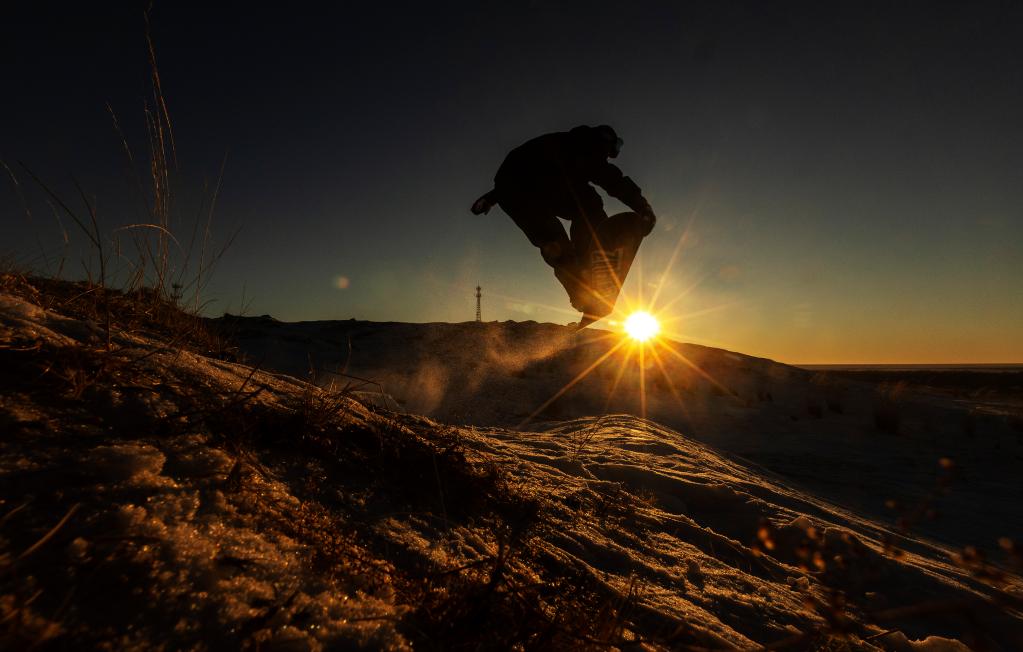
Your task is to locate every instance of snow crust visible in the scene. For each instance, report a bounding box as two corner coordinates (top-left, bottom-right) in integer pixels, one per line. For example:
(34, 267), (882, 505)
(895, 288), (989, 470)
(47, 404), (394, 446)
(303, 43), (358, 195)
(3, 291), (1021, 649)
(885, 632), (973, 651)
(1, 292), (409, 650)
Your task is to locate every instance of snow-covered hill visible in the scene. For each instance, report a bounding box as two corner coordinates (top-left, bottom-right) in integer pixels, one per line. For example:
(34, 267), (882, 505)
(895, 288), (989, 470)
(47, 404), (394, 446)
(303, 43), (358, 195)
(222, 316), (1023, 555)
(2, 282), (1021, 649)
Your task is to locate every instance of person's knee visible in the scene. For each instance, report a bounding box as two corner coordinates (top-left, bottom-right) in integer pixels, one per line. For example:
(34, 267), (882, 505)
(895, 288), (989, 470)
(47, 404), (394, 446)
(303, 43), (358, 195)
(539, 239), (573, 268)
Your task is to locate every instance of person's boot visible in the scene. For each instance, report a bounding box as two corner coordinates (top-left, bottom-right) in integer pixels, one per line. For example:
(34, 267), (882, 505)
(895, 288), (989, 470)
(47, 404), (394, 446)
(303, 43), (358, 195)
(541, 240), (587, 312)
(554, 263), (588, 312)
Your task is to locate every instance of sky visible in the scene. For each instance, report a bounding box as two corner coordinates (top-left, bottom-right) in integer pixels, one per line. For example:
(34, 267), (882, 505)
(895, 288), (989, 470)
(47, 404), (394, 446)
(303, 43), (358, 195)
(2, 1), (1022, 364)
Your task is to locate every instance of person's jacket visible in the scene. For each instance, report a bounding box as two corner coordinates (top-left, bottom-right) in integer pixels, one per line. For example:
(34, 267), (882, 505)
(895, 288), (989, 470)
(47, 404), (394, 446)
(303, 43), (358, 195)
(494, 126), (652, 216)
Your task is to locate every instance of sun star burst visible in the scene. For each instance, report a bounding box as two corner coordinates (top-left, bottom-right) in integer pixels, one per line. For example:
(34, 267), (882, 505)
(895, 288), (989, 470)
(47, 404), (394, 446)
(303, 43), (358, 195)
(624, 311), (660, 342)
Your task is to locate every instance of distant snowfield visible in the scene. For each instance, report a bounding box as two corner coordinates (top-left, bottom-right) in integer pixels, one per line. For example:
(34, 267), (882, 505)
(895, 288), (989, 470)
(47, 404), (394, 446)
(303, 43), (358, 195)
(2, 291), (1021, 649)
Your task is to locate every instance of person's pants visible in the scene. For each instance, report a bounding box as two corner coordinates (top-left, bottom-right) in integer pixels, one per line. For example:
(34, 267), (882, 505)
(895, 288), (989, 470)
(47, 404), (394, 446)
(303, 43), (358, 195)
(496, 184), (609, 270)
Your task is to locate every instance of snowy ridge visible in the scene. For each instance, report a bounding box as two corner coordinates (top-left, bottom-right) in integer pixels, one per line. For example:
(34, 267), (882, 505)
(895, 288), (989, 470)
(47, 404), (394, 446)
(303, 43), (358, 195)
(453, 415), (1014, 647)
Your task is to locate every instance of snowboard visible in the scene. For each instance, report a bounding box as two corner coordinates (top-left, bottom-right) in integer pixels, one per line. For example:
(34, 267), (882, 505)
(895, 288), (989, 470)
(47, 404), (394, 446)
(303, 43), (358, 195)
(573, 211), (648, 329)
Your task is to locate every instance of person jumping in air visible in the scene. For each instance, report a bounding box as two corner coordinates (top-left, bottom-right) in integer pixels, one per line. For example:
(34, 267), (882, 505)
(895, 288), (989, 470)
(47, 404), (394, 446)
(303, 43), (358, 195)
(471, 125), (656, 323)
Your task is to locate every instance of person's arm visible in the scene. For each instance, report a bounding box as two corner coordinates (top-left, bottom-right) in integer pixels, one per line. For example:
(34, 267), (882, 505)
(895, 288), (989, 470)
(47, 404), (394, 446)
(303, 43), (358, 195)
(591, 162), (657, 233)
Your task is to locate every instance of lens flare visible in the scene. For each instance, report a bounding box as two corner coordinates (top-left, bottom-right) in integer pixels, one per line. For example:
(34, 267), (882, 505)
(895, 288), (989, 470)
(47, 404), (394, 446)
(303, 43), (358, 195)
(624, 311), (660, 342)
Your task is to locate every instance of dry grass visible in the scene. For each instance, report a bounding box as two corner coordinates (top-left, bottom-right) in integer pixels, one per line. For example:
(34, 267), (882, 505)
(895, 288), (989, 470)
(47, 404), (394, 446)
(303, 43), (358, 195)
(4, 9), (236, 355)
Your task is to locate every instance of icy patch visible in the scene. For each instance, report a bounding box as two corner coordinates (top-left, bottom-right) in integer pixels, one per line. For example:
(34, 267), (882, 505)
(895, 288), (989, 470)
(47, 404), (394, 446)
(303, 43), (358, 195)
(885, 632), (972, 652)
(84, 443), (176, 488)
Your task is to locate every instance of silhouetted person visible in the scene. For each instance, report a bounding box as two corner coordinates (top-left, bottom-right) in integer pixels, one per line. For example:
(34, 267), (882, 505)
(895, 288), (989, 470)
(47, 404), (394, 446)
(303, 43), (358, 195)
(472, 125), (655, 309)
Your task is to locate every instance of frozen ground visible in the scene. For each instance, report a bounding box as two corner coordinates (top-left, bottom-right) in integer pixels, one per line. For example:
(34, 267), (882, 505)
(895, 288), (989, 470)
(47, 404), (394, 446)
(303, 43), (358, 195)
(1, 283), (1021, 649)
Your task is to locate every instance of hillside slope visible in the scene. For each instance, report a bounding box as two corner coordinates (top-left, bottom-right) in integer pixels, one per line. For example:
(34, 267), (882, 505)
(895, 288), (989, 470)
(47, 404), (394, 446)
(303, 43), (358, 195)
(222, 316), (1023, 554)
(1, 280), (1021, 650)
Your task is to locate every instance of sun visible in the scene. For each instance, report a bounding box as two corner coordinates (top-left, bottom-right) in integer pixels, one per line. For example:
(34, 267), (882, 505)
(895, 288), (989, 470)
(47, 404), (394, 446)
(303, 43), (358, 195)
(623, 310), (660, 342)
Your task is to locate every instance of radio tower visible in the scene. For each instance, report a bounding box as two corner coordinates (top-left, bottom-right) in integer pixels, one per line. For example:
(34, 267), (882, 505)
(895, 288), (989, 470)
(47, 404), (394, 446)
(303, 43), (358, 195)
(475, 284), (482, 322)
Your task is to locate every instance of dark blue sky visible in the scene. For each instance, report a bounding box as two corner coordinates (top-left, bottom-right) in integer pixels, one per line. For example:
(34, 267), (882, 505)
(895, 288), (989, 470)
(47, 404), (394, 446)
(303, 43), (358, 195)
(3, 1), (1022, 362)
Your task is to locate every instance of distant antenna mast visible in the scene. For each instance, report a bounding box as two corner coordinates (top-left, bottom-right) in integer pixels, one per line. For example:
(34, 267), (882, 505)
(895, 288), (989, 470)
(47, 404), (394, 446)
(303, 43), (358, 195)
(475, 284), (482, 322)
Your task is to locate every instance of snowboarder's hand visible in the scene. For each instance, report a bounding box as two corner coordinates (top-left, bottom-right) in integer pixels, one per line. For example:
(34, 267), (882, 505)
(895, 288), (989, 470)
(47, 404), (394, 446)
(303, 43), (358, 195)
(638, 204), (656, 236)
(471, 190), (498, 215)
(470, 198), (490, 215)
